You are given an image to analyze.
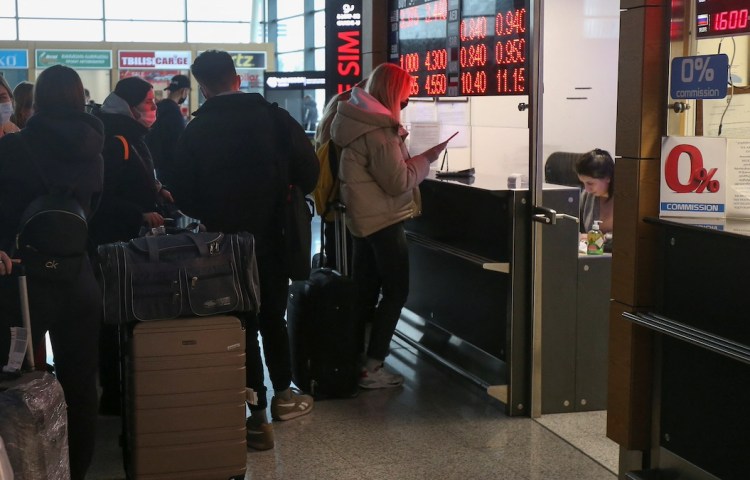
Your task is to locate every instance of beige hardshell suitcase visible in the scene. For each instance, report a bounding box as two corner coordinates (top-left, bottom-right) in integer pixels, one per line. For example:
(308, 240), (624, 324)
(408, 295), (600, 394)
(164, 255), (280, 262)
(122, 315), (247, 480)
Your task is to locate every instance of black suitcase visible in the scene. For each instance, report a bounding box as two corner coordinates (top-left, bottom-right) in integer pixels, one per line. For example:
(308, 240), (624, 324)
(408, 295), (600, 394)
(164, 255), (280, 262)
(0, 267), (70, 480)
(287, 205), (360, 399)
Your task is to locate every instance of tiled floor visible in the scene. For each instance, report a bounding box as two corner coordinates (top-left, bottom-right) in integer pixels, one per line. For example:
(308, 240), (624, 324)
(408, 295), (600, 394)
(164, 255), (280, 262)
(87, 338), (616, 480)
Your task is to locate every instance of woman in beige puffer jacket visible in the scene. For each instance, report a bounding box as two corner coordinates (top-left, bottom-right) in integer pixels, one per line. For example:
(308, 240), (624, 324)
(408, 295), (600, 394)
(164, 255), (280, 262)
(330, 63), (450, 389)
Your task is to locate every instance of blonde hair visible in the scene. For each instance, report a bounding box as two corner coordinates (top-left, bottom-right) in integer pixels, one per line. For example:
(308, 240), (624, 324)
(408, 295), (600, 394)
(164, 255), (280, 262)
(365, 63), (412, 122)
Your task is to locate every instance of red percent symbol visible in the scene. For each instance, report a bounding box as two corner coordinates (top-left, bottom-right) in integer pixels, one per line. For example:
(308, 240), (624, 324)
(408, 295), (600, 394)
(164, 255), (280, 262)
(664, 144), (721, 193)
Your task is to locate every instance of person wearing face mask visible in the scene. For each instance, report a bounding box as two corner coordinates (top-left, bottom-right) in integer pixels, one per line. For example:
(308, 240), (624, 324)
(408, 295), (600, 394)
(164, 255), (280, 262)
(0, 75), (20, 138)
(146, 74), (191, 188)
(89, 76), (173, 415)
(10, 81), (34, 129)
(330, 62), (450, 388)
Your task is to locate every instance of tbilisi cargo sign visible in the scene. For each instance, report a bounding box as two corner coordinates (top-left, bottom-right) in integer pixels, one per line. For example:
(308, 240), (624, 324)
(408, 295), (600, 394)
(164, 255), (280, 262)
(118, 51), (192, 69)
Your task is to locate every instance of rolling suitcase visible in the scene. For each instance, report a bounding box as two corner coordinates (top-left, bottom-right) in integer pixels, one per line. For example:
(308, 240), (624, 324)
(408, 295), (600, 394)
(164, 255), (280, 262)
(287, 204), (360, 399)
(0, 267), (70, 480)
(120, 315), (247, 480)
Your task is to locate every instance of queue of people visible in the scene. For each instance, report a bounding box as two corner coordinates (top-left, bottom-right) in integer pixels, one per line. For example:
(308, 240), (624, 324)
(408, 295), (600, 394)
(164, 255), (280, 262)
(0, 54), (614, 479)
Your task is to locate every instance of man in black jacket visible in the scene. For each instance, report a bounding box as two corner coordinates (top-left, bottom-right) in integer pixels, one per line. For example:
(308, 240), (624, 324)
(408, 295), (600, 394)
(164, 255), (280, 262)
(172, 50), (319, 451)
(146, 74), (190, 188)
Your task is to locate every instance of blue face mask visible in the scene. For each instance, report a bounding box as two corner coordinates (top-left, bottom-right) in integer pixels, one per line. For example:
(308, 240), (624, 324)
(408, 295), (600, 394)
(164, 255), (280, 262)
(0, 102), (12, 125)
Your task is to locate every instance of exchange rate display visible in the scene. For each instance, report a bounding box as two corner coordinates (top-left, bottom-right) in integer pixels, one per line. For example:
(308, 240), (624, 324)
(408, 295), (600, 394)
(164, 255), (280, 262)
(390, 0), (529, 97)
(697, 0), (750, 38)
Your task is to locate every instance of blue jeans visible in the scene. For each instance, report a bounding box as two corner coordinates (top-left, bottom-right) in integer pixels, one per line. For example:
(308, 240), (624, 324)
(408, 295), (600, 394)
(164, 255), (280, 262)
(352, 222), (409, 362)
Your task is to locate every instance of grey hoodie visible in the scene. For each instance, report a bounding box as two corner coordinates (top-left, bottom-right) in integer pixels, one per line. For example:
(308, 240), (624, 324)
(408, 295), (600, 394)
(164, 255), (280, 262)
(100, 92), (136, 118)
(330, 87), (430, 237)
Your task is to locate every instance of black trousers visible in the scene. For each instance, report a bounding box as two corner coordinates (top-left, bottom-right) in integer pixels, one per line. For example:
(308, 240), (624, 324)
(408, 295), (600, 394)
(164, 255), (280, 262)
(351, 222), (410, 362)
(0, 260), (102, 480)
(244, 249), (293, 410)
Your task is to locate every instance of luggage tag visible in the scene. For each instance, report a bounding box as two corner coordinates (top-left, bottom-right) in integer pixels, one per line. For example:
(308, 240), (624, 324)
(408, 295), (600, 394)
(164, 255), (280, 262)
(1, 327), (29, 373)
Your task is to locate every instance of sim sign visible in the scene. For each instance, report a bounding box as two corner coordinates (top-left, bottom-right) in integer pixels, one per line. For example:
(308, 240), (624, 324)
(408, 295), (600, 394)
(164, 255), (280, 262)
(670, 54), (729, 100)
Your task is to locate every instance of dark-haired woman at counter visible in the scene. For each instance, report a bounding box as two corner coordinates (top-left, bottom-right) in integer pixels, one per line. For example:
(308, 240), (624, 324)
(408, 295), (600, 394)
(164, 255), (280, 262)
(576, 148), (615, 233)
(576, 149), (614, 250)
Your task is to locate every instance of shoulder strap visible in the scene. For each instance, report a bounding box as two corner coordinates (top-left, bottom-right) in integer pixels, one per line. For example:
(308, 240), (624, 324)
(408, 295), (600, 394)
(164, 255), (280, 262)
(325, 140), (341, 208)
(114, 135), (129, 160)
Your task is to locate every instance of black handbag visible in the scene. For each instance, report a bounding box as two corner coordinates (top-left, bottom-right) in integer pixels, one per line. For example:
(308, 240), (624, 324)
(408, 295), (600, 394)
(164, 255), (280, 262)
(97, 231), (260, 324)
(283, 184), (314, 281)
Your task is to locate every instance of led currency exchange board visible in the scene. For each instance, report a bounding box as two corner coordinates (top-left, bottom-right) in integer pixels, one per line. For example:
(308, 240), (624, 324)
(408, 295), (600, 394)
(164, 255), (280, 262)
(389, 0), (529, 97)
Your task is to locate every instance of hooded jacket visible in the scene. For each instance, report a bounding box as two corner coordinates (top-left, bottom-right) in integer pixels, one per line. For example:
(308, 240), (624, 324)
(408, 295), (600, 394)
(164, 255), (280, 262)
(330, 87), (429, 238)
(172, 92), (319, 254)
(0, 110), (104, 251)
(90, 92), (159, 245)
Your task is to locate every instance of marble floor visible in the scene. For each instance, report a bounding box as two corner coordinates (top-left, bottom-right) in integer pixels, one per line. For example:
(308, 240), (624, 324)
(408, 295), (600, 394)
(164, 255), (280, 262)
(86, 337), (617, 480)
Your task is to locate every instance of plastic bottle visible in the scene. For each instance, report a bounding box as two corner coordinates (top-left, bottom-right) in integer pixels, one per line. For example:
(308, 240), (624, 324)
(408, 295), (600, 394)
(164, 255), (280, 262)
(587, 220), (604, 255)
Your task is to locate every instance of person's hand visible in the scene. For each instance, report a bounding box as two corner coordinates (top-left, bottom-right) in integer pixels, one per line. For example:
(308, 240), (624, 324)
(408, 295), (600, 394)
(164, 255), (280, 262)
(159, 187), (174, 204)
(421, 139), (449, 163)
(142, 212), (165, 228)
(0, 250), (20, 276)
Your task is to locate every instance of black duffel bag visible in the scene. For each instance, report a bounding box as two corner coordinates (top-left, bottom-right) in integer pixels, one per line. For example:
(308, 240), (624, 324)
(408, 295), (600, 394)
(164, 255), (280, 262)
(97, 231), (260, 324)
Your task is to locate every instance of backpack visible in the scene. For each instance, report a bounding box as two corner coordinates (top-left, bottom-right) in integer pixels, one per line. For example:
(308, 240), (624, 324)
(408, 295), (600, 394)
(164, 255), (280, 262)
(312, 139), (341, 222)
(14, 139), (89, 282)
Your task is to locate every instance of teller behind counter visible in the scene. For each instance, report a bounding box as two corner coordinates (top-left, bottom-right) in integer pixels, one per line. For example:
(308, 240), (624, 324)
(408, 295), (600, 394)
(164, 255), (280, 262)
(574, 148), (614, 253)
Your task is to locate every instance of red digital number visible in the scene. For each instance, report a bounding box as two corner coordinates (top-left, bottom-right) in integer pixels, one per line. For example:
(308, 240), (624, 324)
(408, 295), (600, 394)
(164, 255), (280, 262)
(513, 67), (525, 93)
(713, 9), (749, 31)
(425, 0), (448, 22)
(425, 74), (447, 95)
(495, 38), (526, 65)
(459, 16), (487, 42)
(409, 75), (420, 95)
(459, 44), (487, 68)
(496, 8), (526, 36)
(400, 53), (421, 73)
(425, 49), (447, 71)
(460, 71), (487, 95)
(497, 67), (525, 94)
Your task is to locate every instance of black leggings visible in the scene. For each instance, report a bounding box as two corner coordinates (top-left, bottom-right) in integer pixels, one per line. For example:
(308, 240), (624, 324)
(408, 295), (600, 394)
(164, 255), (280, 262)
(351, 222), (410, 362)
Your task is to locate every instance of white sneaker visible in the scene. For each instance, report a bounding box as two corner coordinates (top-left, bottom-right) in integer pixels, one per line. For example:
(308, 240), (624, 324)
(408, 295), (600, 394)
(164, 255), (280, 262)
(358, 365), (404, 389)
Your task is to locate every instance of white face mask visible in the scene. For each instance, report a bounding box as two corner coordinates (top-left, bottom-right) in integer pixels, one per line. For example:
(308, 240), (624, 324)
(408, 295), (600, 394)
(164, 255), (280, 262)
(0, 102), (12, 125)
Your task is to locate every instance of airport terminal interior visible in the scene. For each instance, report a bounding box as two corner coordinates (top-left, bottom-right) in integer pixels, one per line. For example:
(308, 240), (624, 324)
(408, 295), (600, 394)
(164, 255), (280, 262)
(3, 0), (749, 478)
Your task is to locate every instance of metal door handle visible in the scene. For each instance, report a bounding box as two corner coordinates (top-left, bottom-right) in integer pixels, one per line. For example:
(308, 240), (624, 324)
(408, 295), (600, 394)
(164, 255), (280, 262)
(532, 206), (579, 225)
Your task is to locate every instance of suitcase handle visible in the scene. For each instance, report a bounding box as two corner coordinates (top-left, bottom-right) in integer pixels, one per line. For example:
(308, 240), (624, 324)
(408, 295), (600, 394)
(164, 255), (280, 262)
(17, 266), (35, 370)
(4, 265), (36, 372)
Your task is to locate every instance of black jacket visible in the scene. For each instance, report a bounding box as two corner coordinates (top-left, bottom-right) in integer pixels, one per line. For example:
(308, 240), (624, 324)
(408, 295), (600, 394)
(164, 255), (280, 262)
(146, 98), (185, 188)
(89, 112), (159, 245)
(173, 93), (319, 253)
(0, 110), (104, 252)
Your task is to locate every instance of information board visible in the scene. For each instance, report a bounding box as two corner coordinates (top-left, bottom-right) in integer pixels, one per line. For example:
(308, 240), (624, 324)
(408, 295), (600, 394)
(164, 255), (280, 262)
(389, 0), (529, 97)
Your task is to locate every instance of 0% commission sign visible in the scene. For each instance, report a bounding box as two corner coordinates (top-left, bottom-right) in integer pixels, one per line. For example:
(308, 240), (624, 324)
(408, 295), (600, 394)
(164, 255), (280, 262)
(660, 136), (727, 218)
(670, 54), (729, 100)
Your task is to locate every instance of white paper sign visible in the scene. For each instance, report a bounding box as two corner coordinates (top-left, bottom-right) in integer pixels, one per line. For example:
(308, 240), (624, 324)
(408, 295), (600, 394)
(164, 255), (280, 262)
(660, 136), (727, 218)
(725, 139), (750, 218)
